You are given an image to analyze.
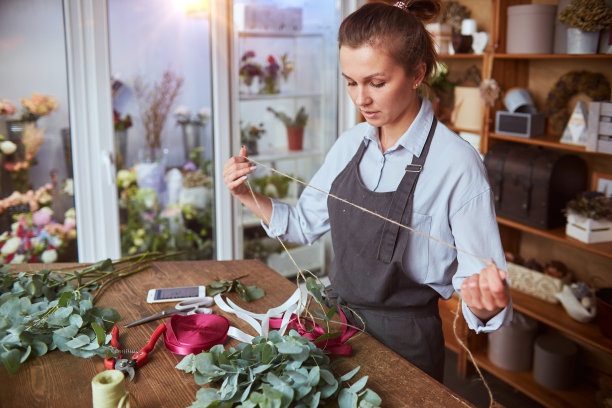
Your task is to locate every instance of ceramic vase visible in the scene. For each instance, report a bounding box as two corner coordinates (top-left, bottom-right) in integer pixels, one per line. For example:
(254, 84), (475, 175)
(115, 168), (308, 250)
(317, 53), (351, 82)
(286, 127), (304, 151)
(567, 28), (600, 54)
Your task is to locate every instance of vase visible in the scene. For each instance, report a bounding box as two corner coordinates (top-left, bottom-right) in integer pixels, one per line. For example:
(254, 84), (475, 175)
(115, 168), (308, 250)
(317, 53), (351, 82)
(244, 139), (259, 156)
(286, 127), (304, 151)
(114, 129), (128, 169)
(180, 122), (203, 163)
(259, 75), (280, 95)
(567, 28), (600, 54)
(135, 147), (168, 205)
(3, 120), (36, 193)
(6, 120), (35, 160)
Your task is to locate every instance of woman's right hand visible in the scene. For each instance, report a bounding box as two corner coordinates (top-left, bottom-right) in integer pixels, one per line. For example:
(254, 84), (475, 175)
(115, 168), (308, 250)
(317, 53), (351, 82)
(223, 145), (256, 197)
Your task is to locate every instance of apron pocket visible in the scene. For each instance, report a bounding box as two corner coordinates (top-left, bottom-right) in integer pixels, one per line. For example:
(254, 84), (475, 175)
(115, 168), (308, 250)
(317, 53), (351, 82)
(398, 211), (431, 282)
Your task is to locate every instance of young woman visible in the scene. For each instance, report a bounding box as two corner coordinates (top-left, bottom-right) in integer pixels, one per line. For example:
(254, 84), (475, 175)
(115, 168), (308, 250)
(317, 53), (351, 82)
(223, 0), (512, 382)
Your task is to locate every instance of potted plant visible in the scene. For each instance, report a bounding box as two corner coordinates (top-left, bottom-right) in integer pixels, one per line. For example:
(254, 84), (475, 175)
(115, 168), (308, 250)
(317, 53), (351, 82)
(240, 121), (266, 155)
(564, 191), (612, 243)
(267, 106), (308, 151)
(559, 0), (612, 54)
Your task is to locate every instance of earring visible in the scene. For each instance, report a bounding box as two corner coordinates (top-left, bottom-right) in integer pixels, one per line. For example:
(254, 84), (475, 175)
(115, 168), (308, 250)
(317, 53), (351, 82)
(414, 83), (421, 89)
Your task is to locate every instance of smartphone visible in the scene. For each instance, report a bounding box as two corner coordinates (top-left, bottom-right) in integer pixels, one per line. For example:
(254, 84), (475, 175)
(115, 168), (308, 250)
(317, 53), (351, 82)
(146, 286), (206, 303)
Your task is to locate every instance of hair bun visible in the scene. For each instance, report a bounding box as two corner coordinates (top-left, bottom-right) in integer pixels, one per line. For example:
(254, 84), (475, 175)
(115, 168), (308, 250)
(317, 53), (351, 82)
(394, 0), (441, 23)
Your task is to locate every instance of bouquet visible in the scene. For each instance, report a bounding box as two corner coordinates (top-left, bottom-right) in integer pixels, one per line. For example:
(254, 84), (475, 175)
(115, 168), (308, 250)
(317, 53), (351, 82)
(19, 93), (59, 122)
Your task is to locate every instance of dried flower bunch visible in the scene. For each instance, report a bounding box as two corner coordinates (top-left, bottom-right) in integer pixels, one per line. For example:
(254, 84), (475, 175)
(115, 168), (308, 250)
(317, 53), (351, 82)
(565, 191), (612, 220)
(560, 0), (612, 31)
(134, 70), (184, 153)
(267, 106), (308, 128)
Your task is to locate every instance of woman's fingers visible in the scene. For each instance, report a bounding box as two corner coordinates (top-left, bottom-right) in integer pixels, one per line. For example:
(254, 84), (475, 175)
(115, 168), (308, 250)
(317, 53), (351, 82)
(461, 264), (510, 312)
(222, 149), (256, 195)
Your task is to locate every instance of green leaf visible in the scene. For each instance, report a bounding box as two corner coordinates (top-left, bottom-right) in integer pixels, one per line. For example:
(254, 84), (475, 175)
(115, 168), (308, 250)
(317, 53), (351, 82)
(338, 388), (358, 408)
(349, 376), (368, 393)
(57, 291), (73, 307)
(69, 314), (83, 328)
(65, 334), (90, 349)
(276, 342), (303, 355)
(305, 278), (323, 303)
(19, 346), (31, 363)
(339, 366), (360, 382)
(0, 349), (21, 374)
(92, 322), (105, 345)
(194, 387), (220, 405)
(314, 331), (342, 344)
(244, 286), (265, 302)
(358, 389), (382, 406)
(54, 325), (79, 338)
(261, 344), (275, 364)
(176, 353), (196, 373)
(31, 340), (48, 357)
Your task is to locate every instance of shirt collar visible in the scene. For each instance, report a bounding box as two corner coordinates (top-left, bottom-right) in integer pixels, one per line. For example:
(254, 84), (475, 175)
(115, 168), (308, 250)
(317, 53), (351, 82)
(362, 98), (434, 157)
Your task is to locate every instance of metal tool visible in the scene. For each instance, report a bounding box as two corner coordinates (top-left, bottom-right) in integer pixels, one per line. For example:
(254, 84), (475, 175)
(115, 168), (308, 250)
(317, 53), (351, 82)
(123, 296), (214, 328)
(103, 323), (166, 381)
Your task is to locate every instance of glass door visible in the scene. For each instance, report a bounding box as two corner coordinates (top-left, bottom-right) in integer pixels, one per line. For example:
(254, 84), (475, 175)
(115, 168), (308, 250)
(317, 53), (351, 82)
(230, 0), (342, 277)
(107, 0), (217, 260)
(0, 0), (78, 264)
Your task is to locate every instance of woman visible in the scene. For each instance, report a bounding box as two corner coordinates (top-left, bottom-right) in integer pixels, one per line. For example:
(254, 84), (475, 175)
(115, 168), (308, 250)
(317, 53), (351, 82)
(223, 0), (511, 382)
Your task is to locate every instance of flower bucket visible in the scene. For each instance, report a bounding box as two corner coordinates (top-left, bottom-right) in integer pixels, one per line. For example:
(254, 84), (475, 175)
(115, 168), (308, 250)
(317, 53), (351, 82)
(565, 213), (612, 243)
(286, 127), (304, 151)
(567, 28), (600, 54)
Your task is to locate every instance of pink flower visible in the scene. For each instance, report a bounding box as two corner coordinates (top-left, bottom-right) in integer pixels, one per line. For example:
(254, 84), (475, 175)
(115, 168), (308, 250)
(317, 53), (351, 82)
(32, 207), (53, 227)
(0, 99), (16, 115)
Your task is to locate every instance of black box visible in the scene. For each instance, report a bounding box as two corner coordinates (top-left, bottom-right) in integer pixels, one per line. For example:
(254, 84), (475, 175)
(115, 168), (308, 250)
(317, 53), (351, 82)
(495, 111), (545, 138)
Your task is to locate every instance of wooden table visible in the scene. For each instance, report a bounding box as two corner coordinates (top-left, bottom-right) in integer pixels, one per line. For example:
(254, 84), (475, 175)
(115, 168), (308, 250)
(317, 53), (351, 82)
(0, 260), (473, 407)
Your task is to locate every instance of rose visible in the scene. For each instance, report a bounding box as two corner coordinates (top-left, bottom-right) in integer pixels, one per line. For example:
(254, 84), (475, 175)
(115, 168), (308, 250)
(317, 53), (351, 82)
(1, 237), (21, 256)
(0, 99), (17, 116)
(0, 140), (17, 155)
(41, 249), (58, 263)
(32, 207), (53, 227)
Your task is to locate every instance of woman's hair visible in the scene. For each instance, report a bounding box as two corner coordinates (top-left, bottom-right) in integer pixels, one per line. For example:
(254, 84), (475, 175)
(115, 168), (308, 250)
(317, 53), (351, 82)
(338, 0), (441, 82)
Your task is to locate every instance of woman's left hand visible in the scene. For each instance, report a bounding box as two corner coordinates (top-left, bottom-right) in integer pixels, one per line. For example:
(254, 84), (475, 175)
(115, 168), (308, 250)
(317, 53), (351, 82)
(461, 263), (510, 321)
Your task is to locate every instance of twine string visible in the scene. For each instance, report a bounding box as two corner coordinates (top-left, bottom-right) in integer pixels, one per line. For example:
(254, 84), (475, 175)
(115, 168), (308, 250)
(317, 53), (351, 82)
(91, 370), (137, 408)
(243, 156), (497, 407)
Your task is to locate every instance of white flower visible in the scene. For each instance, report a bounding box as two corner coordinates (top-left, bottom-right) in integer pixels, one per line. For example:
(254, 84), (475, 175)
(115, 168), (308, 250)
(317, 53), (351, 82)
(198, 107), (211, 122)
(63, 178), (74, 196)
(0, 140), (17, 155)
(1, 237), (21, 255)
(10, 254), (25, 264)
(175, 105), (191, 118)
(41, 249), (58, 263)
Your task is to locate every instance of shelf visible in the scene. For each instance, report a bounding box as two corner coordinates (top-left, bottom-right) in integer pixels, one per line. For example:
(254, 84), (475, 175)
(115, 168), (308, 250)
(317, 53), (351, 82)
(239, 91), (323, 101)
(250, 148), (322, 163)
(497, 216), (612, 260)
(238, 30), (324, 38)
(511, 289), (612, 355)
(488, 133), (612, 156)
(438, 53), (485, 59)
(493, 53), (612, 60)
(471, 347), (597, 408)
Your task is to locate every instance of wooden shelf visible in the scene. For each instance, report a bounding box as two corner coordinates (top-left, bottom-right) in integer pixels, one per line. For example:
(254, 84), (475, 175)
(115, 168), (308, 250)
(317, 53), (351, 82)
(489, 133), (612, 156)
(471, 348), (597, 408)
(439, 53), (485, 59)
(493, 53), (612, 60)
(511, 289), (612, 355)
(497, 216), (612, 260)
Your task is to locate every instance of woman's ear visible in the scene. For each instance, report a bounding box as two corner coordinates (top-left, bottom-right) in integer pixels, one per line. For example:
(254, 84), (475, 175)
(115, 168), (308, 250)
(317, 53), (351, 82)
(413, 62), (427, 89)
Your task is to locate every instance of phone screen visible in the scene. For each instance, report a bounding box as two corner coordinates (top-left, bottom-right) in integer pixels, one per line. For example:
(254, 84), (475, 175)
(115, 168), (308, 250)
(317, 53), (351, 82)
(154, 286), (199, 300)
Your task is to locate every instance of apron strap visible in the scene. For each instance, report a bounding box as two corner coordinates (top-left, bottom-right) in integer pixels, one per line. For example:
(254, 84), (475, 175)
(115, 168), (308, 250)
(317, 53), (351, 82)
(377, 118), (438, 263)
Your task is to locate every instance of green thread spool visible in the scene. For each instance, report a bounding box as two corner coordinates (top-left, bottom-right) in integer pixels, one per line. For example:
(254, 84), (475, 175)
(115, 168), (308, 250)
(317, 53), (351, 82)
(91, 370), (130, 408)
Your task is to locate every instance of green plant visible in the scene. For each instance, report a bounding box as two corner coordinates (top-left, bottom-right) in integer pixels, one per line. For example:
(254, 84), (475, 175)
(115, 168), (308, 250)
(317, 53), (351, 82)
(176, 330), (382, 408)
(240, 122), (266, 143)
(0, 253), (167, 374)
(252, 174), (293, 199)
(559, 0), (612, 31)
(267, 106), (308, 128)
(565, 191), (612, 220)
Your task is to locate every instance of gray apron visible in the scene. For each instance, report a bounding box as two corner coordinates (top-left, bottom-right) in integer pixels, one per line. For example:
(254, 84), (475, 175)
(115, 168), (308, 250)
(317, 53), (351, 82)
(326, 119), (445, 381)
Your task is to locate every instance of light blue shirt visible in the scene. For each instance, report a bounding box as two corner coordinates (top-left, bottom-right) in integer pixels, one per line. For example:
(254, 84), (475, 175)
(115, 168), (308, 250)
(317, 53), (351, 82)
(262, 98), (512, 333)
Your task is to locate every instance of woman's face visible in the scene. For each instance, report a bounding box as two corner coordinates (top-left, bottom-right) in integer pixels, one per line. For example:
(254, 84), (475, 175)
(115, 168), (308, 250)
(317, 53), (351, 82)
(340, 45), (421, 131)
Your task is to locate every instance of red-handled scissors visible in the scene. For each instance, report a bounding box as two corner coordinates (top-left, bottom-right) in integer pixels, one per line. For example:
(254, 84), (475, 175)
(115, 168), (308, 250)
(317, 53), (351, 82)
(104, 323), (166, 381)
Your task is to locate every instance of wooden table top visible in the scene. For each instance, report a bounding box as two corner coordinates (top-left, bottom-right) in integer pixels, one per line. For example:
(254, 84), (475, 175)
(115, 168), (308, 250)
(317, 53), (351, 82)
(0, 260), (473, 407)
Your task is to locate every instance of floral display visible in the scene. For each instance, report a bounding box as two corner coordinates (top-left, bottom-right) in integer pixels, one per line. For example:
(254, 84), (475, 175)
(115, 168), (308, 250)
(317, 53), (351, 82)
(240, 121), (266, 155)
(117, 168), (212, 259)
(0, 135), (17, 155)
(2, 122), (45, 192)
(175, 106), (211, 126)
(260, 55), (281, 94)
(0, 99), (17, 116)
(559, 0), (612, 31)
(113, 109), (132, 131)
(0, 184), (53, 215)
(0, 207), (76, 264)
(19, 93), (59, 121)
(280, 53), (294, 81)
(480, 78), (501, 107)
(565, 191), (612, 220)
(239, 50), (263, 88)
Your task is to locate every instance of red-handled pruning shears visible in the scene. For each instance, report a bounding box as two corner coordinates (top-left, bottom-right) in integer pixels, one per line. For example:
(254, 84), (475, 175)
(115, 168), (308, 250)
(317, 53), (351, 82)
(104, 323), (166, 381)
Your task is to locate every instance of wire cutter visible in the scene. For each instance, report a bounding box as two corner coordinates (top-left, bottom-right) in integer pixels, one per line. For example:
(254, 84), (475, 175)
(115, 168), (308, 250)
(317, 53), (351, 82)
(104, 323), (166, 381)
